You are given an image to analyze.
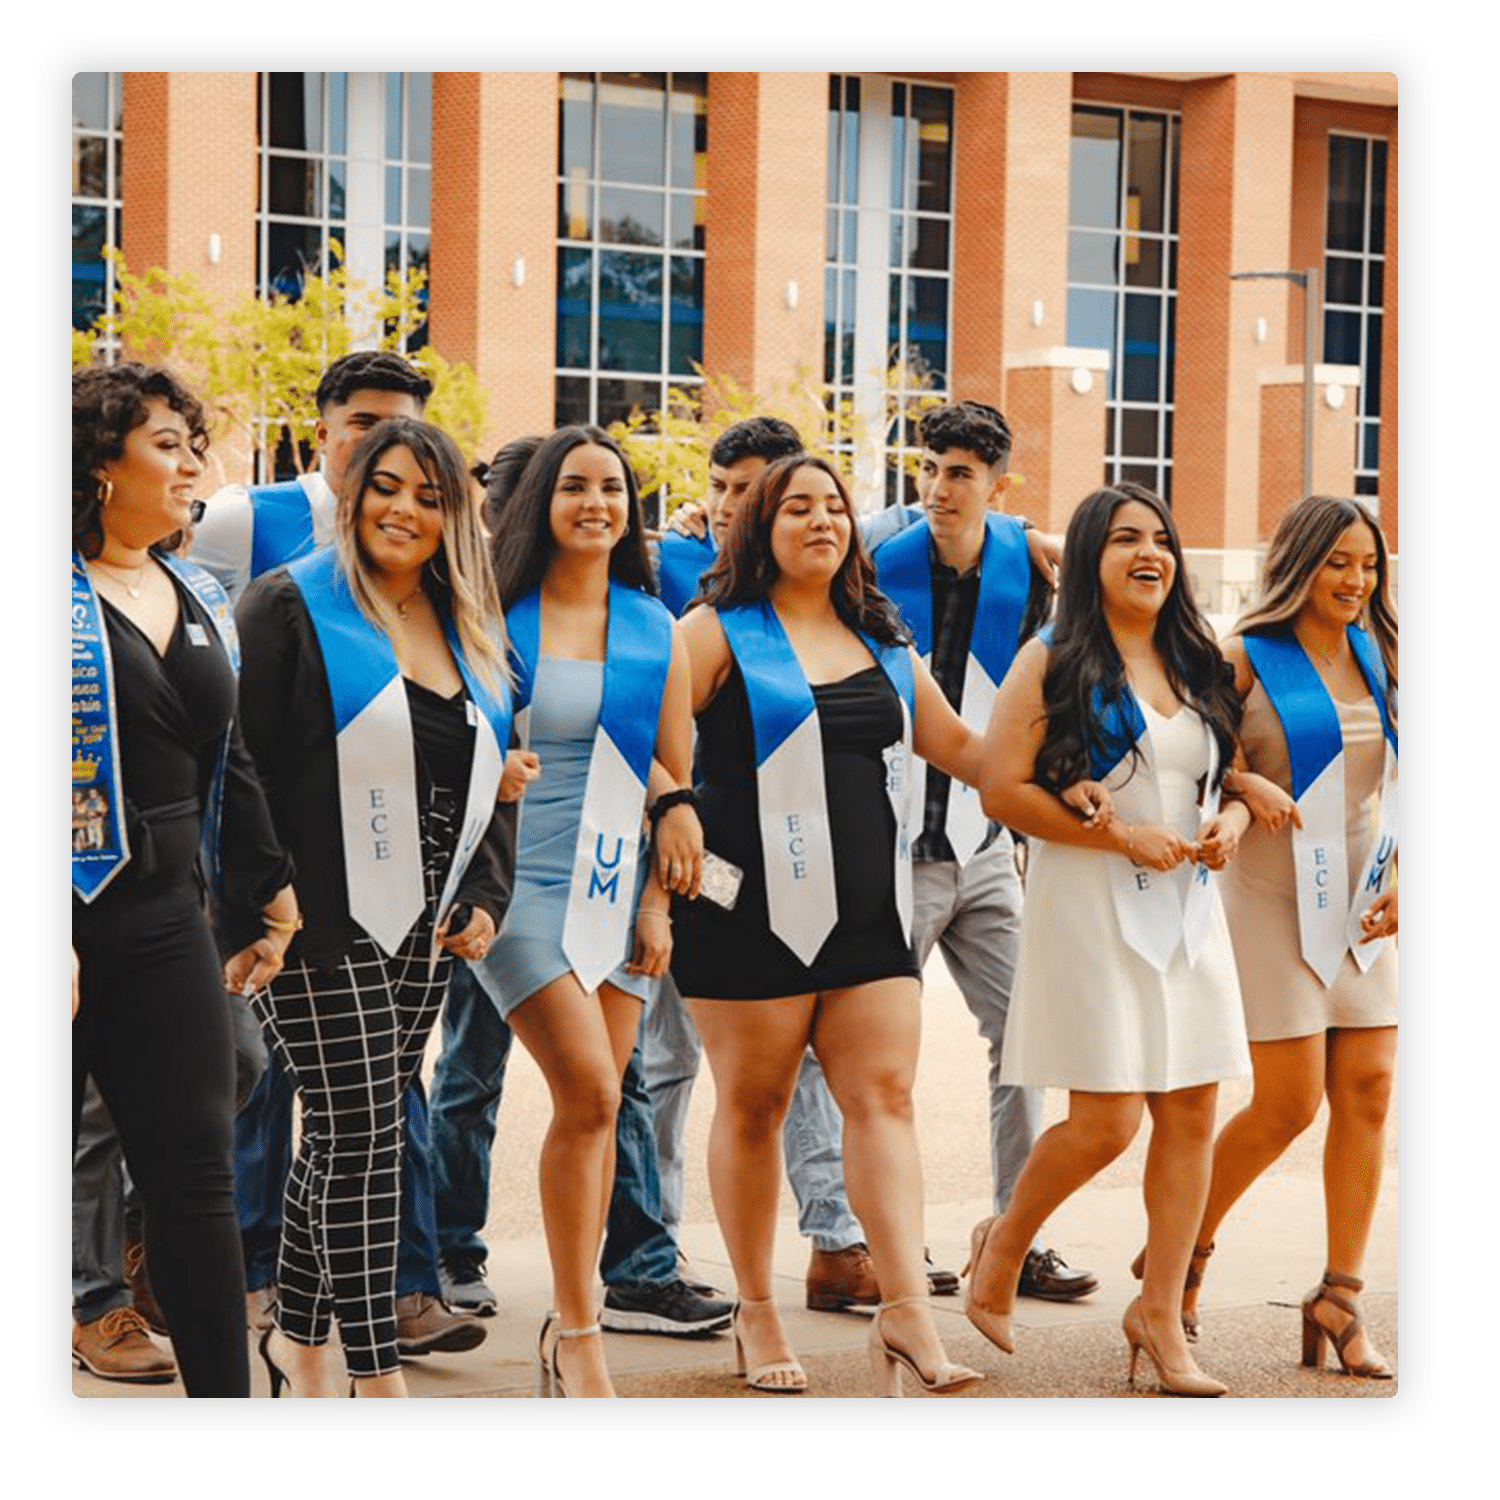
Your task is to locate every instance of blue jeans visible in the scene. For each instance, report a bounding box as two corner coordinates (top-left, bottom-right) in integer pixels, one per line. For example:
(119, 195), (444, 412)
(643, 970), (864, 1252)
(233, 1048), (441, 1298)
(430, 960), (678, 1286)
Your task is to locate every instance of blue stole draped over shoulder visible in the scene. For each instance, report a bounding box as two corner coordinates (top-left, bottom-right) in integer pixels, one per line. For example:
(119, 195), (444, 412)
(718, 600), (916, 965)
(288, 547), (512, 956)
(656, 530), (717, 620)
(873, 512), (1032, 863)
(249, 473), (328, 580)
(1242, 625), (1397, 983)
(506, 582), (674, 992)
(1036, 623), (1221, 972)
(71, 550), (241, 904)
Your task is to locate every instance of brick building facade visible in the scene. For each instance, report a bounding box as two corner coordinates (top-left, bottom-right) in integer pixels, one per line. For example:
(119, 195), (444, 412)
(72, 70), (1398, 607)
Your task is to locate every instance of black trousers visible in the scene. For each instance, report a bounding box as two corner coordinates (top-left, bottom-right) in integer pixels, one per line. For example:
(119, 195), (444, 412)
(73, 841), (249, 1398)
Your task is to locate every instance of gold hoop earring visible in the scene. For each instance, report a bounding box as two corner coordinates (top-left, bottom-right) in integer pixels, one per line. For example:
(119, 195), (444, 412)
(97, 477), (114, 508)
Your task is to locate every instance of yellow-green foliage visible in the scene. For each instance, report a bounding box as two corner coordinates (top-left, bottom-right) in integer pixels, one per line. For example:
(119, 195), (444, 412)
(608, 361), (946, 515)
(73, 247), (485, 486)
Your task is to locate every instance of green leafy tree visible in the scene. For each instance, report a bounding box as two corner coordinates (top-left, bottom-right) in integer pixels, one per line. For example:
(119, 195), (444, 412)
(608, 359), (945, 518)
(74, 247), (485, 487)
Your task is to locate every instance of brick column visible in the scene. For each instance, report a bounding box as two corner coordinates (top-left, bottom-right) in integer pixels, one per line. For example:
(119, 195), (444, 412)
(1003, 351), (1109, 533)
(701, 73), (827, 401)
(429, 72), (557, 456)
(1377, 119), (1397, 553)
(120, 73), (256, 304)
(1256, 364), (1360, 533)
(1174, 74), (1296, 549)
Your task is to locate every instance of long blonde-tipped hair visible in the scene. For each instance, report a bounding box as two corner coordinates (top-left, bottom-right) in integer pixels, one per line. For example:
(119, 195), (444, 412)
(1235, 494), (1396, 715)
(333, 417), (511, 696)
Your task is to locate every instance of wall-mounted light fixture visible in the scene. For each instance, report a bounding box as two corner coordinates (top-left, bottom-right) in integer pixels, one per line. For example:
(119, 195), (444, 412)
(785, 280), (799, 310)
(1070, 367), (1094, 395)
(207, 233), (221, 266)
(511, 257), (526, 289)
(1324, 382), (1346, 410)
(1031, 299), (1045, 328)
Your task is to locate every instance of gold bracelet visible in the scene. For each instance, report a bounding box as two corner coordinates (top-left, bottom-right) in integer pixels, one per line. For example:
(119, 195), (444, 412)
(263, 913), (304, 935)
(1122, 825), (1136, 860)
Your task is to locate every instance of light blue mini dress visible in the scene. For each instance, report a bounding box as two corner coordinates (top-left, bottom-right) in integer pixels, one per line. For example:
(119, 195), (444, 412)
(468, 656), (652, 1020)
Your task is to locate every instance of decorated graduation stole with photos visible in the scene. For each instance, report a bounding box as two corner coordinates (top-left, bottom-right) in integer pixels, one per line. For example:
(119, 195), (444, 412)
(718, 600), (916, 966)
(874, 511), (1031, 864)
(1241, 626), (1397, 985)
(1040, 625), (1221, 974)
(71, 551), (240, 903)
(656, 530), (717, 620)
(506, 583), (674, 992)
(288, 547), (511, 956)
(250, 470), (333, 580)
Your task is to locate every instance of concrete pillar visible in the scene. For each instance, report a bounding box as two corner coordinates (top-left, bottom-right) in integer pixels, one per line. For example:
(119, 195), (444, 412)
(701, 73), (827, 402)
(429, 72), (557, 456)
(1174, 74), (1296, 550)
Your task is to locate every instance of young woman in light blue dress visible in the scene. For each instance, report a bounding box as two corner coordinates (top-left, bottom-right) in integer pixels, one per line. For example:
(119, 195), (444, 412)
(473, 426), (696, 1398)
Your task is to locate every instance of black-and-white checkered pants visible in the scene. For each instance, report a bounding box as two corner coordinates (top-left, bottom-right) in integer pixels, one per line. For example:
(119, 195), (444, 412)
(250, 791), (458, 1377)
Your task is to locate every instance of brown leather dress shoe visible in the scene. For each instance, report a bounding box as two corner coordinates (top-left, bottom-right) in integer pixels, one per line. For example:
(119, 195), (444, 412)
(72, 1307), (178, 1384)
(395, 1293), (488, 1356)
(1018, 1247), (1099, 1302)
(805, 1243), (880, 1311)
(123, 1234), (169, 1336)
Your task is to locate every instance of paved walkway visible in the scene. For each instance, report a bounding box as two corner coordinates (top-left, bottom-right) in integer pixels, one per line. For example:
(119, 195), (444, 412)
(72, 952), (1397, 1400)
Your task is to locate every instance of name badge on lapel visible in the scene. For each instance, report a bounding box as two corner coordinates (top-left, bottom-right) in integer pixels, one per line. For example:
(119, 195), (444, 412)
(186, 622), (210, 647)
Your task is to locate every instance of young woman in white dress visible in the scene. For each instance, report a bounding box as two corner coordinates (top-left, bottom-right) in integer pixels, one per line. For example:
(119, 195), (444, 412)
(968, 486), (1252, 1396)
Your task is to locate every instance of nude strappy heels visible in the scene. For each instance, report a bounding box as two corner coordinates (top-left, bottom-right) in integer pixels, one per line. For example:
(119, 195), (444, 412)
(1301, 1270), (1393, 1379)
(867, 1295), (983, 1397)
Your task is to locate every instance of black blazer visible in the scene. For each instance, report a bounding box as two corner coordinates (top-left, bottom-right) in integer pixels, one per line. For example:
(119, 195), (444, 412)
(234, 566), (516, 970)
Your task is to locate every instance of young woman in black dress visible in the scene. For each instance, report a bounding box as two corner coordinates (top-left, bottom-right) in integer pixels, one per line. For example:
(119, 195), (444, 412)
(672, 454), (987, 1396)
(72, 363), (299, 1396)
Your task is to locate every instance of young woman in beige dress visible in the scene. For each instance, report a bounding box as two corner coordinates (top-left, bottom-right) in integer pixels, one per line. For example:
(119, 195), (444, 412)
(1167, 495), (1397, 1379)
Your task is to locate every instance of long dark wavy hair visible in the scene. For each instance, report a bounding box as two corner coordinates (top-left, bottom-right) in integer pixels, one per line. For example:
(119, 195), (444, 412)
(489, 425), (657, 608)
(72, 363), (209, 559)
(696, 453), (909, 648)
(1035, 485), (1241, 792)
(1235, 495), (1397, 726)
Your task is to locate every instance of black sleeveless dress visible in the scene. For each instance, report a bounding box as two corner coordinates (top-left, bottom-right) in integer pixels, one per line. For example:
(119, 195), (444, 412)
(670, 660), (921, 1000)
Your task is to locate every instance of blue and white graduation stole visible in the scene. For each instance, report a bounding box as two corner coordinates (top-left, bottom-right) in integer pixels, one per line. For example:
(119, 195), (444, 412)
(288, 547), (511, 956)
(718, 601), (916, 965)
(71, 550), (240, 903)
(874, 512), (1031, 863)
(506, 583), (674, 993)
(72, 553), (134, 902)
(1040, 626), (1220, 974)
(250, 470), (333, 580)
(1242, 626), (1397, 985)
(656, 530), (716, 620)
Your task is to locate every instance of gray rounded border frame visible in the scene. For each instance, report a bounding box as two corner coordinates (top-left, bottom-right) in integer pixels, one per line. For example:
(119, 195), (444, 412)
(35, 32), (1434, 1440)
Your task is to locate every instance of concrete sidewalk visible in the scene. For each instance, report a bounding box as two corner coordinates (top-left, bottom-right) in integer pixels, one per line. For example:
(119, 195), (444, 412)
(72, 950), (1397, 1400)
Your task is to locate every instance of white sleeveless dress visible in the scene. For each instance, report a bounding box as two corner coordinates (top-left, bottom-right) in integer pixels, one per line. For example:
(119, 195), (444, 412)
(998, 701), (1251, 1093)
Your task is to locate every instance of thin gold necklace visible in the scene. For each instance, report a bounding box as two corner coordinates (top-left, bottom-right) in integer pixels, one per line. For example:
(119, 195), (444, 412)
(91, 556), (150, 599)
(1298, 630), (1343, 668)
(392, 585), (425, 620)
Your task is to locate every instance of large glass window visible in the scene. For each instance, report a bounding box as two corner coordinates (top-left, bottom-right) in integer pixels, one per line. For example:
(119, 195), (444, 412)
(257, 72), (431, 351)
(1067, 104), (1180, 502)
(1324, 133), (1387, 499)
(554, 72), (708, 432)
(825, 75), (955, 508)
(72, 72), (122, 345)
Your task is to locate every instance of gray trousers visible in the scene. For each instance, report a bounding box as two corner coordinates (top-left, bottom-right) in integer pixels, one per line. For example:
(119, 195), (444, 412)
(910, 830), (1043, 1223)
(72, 991), (268, 1323)
(643, 971), (865, 1253)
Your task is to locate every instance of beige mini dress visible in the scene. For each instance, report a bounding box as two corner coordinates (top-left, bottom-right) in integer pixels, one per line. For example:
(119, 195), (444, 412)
(1222, 678), (1398, 1041)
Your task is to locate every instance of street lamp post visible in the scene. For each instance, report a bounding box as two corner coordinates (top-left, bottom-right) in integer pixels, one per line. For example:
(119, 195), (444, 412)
(1231, 266), (1321, 500)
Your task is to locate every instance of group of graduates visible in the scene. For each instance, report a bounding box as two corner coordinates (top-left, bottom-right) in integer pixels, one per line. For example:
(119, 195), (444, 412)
(71, 347), (1397, 1399)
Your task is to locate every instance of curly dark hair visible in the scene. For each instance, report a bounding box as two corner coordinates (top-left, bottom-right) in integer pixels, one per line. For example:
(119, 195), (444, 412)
(314, 349), (432, 413)
(1035, 485), (1240, 794)
(696, 453), (909, 649)
(708, 416), (804, 470)
(917, 400), (1013, 470)
(489, 426), (657, 608)
(72, 363), (210, 559)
